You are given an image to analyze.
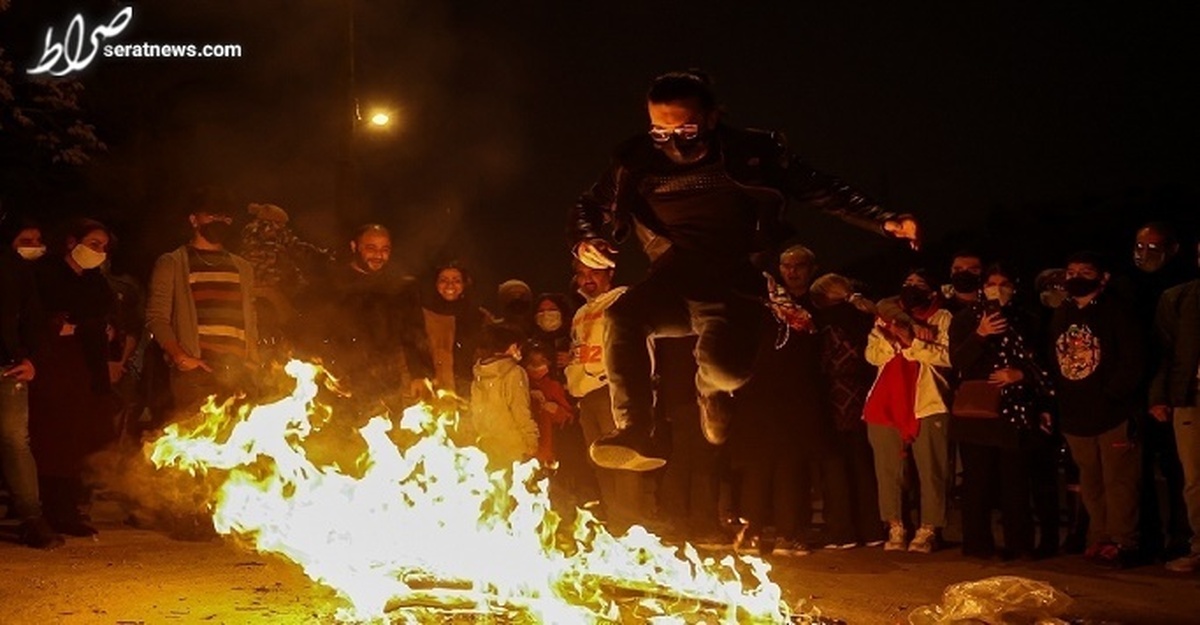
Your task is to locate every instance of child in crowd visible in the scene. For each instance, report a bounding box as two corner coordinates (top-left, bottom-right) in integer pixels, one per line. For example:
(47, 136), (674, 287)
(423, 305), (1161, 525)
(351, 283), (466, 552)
(523, 341), (576, 465)
(470, 324), (539, 471)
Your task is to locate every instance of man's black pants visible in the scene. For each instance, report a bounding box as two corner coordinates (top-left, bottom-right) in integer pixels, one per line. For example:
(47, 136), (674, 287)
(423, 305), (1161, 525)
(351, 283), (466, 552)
(603, 253), (762, 432)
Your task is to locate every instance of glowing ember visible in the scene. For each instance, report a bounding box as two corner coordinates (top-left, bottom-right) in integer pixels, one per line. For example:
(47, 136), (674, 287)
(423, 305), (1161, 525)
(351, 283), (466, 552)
(148, 360), (793, 623)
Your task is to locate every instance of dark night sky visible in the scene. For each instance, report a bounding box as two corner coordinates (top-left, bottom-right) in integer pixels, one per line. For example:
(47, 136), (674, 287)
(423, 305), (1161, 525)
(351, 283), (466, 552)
(5, 1), (1199, 303)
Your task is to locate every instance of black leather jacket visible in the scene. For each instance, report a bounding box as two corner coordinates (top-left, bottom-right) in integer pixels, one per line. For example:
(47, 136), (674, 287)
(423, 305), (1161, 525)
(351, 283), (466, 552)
(570, 124), (900, 263)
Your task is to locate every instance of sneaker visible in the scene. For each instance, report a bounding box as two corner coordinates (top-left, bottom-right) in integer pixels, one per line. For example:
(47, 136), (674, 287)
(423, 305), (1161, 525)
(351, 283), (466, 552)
(589, 426), (667, 471)
(823, 541), (859, 550)
(1083, 542), (1107, 560)
(908, 525), (938, 554)
(697, 392), (735, 445)
(884, 524), (907, 551)
(864, 539), (886, 548)
(1092, 543), (1131, 569)
(1165, 553), (1200, 573)
(19, 517), (65, 550)
(773, 539), (811, 556)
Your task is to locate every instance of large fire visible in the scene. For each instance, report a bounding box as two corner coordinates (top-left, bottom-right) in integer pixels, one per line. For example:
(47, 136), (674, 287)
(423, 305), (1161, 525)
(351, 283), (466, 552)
(147, 360), (796, 623)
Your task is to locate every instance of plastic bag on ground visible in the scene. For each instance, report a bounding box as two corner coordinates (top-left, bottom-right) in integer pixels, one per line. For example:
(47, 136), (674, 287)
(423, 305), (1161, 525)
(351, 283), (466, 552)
(907, 575), (1073, 625)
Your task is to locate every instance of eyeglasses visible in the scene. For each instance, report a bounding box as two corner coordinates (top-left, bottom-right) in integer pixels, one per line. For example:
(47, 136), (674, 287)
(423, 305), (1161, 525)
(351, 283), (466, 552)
(1134, 242), (1163, 252)
(649, 124), (701, 143)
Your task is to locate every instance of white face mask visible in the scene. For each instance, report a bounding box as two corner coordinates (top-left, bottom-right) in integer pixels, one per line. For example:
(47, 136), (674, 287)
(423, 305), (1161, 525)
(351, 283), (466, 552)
(16, 246), (46, 260)
(983, 285), (1015, 307)
(71, 244), (107, 270)
(535, 310), (563, 332)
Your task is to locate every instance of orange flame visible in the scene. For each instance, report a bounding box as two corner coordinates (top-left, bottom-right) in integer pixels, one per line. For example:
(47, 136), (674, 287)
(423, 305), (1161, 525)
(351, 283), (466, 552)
(148, 360), (792, 623)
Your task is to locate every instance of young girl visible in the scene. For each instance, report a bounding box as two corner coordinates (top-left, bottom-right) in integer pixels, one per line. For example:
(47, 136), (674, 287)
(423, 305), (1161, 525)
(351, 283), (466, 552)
(470, 324), (538, 471)
(523, 341), (576, 465)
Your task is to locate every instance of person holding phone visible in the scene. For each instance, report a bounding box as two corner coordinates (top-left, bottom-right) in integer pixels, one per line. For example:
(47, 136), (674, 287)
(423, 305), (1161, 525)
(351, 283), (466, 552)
(949, 263), (1056, 560)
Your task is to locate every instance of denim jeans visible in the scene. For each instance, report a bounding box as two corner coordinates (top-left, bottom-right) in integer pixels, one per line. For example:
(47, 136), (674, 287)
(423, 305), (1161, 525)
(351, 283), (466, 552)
(0, 377), (43, 520)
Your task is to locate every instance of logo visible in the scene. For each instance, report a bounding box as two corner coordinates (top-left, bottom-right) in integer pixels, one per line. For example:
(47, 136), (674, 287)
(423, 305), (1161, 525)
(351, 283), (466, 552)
(27, 6), (134, 77)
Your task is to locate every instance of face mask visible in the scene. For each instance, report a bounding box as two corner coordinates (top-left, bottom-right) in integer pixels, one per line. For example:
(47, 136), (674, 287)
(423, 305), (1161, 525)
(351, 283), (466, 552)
(197, 221), (234, 246)
(71, 244), (107, 270)
(535, 310), (563, 332)
(950, 271), (982, 294)
(16, 246), (46, 260)
(1040, 290), (1067, 309)
(899, 284), (932, 310)
(526, 364), (550, 380)
(983, 285), (1015, 307)
(656, 133), (710, 164)
(1063, 276), (1102, 298)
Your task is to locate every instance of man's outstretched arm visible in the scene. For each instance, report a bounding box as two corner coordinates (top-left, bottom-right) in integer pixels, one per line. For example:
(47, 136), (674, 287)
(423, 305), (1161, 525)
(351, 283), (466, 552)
(568, 159), (624, 268)
(773, 135), (920, 248)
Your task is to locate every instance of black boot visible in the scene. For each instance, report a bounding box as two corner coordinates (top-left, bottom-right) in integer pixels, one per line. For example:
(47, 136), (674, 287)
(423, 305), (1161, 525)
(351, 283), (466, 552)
(19, 517), (65, 550)
(590, 425), (667, 472)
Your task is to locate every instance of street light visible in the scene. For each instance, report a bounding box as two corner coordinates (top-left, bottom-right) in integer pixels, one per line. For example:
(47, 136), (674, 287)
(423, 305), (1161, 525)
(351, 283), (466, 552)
(368, 111), (390, 127)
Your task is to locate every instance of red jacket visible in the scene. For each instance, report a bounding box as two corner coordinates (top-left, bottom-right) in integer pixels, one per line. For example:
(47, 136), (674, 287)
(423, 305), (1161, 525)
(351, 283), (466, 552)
(528, 373), (576, 463)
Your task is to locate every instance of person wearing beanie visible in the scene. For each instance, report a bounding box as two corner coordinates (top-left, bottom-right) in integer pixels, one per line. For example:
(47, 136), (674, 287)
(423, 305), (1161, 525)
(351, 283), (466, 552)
(492, 278), (534, 335)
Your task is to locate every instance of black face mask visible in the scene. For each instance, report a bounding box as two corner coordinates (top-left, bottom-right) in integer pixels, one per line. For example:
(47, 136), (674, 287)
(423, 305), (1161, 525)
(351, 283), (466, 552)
(950, 271), (982, 294)
(198, 221), (234, 246)
(1063, 276), (1102, 298)
(656, 134), (710, 165)
(899, 285), (933, 310)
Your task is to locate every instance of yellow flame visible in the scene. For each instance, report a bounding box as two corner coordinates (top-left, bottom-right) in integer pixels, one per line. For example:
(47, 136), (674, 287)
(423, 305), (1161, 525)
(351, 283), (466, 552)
(149, 360), (791, 623)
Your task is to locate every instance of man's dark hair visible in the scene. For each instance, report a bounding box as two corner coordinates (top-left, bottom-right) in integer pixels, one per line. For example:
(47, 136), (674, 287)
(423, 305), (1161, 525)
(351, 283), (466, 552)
(647, 69), (717, 111)
(905, 267), (934, 286)
(480, 322), (525, 356)
(1065, 250), (1109, 273)
(1140, 221), (1178, 246)
(950, 249), (984, 264)
(352, 223), (390, 244)
(184, 185), (236, 218)
(1, 216), (42, 247)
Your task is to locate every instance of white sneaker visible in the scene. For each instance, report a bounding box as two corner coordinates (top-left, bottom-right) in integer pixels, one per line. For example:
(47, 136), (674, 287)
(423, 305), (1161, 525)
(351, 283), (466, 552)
(884, 524), (907, 551)
(908, 525), (938, 553)
(1166, 553), (1200, 573)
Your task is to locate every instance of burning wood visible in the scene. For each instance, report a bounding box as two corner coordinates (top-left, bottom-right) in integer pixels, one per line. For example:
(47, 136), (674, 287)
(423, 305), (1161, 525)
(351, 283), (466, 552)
(147, 360), (798, 623)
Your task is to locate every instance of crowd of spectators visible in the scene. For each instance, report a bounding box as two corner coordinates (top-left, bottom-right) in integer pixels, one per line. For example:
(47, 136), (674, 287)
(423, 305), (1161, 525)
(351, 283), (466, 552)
(2, 189), (1198, 578)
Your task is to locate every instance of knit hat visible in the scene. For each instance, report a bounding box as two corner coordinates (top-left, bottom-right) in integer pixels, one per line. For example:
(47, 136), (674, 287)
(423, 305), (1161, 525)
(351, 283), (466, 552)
(248, 203), (289, 224)
(497, 279), (532, 306)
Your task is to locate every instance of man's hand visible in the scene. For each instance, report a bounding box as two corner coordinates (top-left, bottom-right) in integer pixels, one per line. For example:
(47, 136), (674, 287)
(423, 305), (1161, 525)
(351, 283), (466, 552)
(175, 354), (212, 372)
(2, 359), (36, 382)
(913, 325), (937, 343)
(575, 239), (617, 269)
(883, 215), (921, 250)
(1150, 405), (1172, 423)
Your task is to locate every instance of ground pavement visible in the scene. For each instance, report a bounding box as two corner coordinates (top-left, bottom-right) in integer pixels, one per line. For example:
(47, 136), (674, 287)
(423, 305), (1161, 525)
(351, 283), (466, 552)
(2, 508), (1198, 625)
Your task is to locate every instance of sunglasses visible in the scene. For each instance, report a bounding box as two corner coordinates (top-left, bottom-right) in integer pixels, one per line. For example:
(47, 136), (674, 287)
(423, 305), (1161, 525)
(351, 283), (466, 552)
(649, 123), (702, 143)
